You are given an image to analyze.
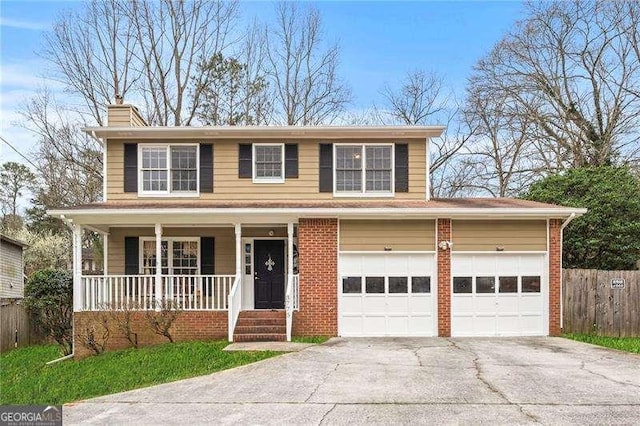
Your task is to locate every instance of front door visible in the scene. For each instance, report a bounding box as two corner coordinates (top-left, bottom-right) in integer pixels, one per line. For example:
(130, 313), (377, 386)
(253, 240), (285, 309)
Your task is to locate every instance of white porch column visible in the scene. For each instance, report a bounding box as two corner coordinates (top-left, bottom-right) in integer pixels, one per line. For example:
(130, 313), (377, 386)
(287, 223), (294, 278)
(72, 224), (83, 311)
(155, 223), (163, 309)
(102, 234), (109, 275)
(234, 224), (242, 276)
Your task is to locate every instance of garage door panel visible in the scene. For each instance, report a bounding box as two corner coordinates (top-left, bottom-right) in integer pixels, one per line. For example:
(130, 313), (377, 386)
(339, 253), (436, 337)
(452, 254), (547, 337)
(387, 317), (408, 335)
(340, 316), (363, 336)
(363, 297), (386, 313)
(475, 297), (497, 313)
(408, 296), (431, 313)
(452, 296), (475, 314)
(363, 316), (386, 334)
(387, 297), (409, 312)
(340, 296), (363, 314)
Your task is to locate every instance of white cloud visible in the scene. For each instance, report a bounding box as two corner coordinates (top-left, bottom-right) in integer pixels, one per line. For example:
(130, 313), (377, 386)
(0, 17), (48, 31)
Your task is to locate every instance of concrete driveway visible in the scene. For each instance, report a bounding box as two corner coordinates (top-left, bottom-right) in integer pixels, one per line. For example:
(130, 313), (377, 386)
(64, 337), (640, 425)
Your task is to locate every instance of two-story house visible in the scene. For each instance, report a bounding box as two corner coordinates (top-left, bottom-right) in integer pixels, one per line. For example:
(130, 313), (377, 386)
(50, 103), (586, 355)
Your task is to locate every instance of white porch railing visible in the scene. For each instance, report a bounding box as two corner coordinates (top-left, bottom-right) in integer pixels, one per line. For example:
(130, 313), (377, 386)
(285, 274), (300, 342)
(227, 274), (242, 342)
(82, 275), (234, 311)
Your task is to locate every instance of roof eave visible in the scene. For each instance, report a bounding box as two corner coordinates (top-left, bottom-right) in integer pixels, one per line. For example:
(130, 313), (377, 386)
(82, 125), (446, 140)
(48, 206), (588, 220)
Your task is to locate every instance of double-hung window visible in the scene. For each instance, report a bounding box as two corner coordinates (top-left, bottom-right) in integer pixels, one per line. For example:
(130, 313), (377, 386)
(334, 144), (393, 195)
(140, 144), (199, 195)
(253, 143), (284, 183)
(141, 238), (199, 275)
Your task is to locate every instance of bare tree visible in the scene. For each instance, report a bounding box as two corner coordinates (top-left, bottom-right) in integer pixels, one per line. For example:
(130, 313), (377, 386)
(43, 0), (239, 126)
(376, 70), (475, 196)
(266, 3), (351, 125)
(128, 0), (239, 126)
(472, 0), (640, 168)
(460, 84), (543, 197)
(44, 0), (136, 125)
(20, 89), (103, 208)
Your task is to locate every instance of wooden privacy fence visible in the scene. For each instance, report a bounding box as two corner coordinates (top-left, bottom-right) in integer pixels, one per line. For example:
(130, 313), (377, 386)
(0, 302), (42, 353)
(563, 269), (640, 337)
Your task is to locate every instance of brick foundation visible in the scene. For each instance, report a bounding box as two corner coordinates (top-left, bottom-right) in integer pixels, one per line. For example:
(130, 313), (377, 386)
(293, 218), (338, 336)
(73, 310), (227, 358)
(437, 218), (452, 337)
(548, 219), (562, 336)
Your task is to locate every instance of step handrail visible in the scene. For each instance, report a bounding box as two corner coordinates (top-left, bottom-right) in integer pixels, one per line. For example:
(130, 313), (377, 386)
(227, 274), (242, 342)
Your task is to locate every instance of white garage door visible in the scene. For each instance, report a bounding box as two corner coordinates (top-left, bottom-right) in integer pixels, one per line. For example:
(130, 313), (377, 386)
(339, 253), (436, 337)
(451, 254), (547, 337)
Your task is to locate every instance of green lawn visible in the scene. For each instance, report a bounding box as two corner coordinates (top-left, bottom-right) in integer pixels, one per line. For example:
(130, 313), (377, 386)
(564, 334), (640, 354)
(1, 341), (280, 405)
(292, 335), (331, 344)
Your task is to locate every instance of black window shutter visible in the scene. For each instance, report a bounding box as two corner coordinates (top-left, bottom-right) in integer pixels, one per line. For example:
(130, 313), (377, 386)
(124, 143), (138, 193)
(124, 237), (139, 275)
(319, 143), (333, 192)
(200, 144), (214, 193)
(238, 144), (252, 178)
(395, 143), (409, 193)
(200, 237), (215, 275)
(285, 144), (298, 178)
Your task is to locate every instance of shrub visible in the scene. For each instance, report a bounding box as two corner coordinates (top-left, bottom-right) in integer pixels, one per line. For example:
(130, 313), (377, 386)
(23, 269), (73, 355)
(525, 166), (640, 270)
(145, 299), (182, 343)
(75, 312), (111, 355)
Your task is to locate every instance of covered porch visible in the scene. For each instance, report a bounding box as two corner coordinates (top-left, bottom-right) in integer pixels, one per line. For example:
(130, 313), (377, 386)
(54, 209), (301, 342)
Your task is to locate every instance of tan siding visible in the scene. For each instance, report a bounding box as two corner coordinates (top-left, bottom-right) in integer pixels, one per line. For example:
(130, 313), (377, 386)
(106, 139), (428, 201)
(339, 220), (436, 251)
(452, 220), (547, 251)
(0, 240), (24, 298)
(130, 109), (147, 127)
(107, 106), (132, 126)
(107, 226), (288, 275)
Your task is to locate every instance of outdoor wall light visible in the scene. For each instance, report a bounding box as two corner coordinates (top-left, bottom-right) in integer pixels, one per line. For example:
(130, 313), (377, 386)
(438, 241), (453, 250)
(496, 246), (505, 252)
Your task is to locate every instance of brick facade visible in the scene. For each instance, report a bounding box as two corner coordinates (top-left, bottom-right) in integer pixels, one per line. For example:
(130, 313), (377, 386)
(73, 310), (227, 358)
(437, 218), (452, 337)
(293, 218), (338, 336)
(548, 219), (562, 336)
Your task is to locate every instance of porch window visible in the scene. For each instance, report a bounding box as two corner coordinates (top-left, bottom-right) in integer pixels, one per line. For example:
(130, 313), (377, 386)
(140, 145), (198, 195)
(253, 144), (284, 183)
(334, 144), (393, 195)
(141, 238), (198, 275)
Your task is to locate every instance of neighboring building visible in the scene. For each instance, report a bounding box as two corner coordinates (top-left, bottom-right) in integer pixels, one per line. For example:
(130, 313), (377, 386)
(49, 103), (586, 355)
(0, 234), (27, 302)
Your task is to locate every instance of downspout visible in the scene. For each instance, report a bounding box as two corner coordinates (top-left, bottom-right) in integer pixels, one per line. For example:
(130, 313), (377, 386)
(46, 353), (74, 365)
(559, 213), (577, 330)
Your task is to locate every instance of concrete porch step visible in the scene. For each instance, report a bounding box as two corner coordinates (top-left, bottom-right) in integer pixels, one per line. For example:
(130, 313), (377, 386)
(233, 333), (286, 342)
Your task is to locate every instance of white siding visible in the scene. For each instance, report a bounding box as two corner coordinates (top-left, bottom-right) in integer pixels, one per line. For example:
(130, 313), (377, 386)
(0, 240), (24, 299)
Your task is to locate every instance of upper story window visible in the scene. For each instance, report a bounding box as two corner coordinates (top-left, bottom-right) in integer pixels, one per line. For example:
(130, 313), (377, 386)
(253, 143), (284, 183)
(334, 144), (393, 196)
(139, 144), (199, 195)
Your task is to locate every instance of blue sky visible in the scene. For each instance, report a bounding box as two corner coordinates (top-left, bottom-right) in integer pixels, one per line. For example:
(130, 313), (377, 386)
(0, 1), (525, 169)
